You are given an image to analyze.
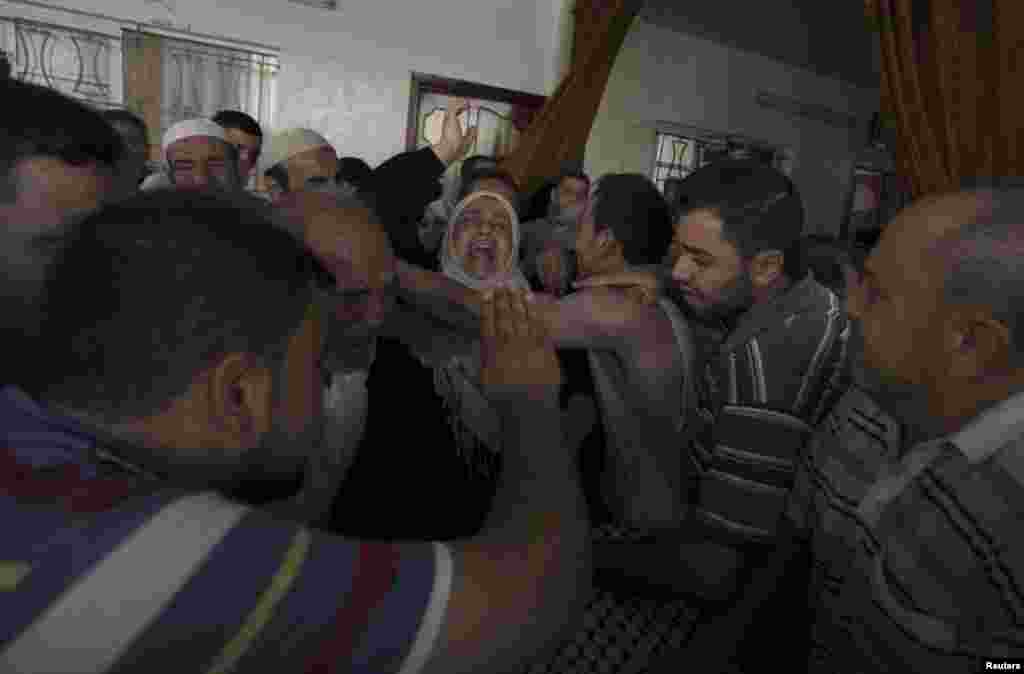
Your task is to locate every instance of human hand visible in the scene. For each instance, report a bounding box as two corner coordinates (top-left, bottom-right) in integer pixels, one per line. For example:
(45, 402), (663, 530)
(537, 246), (569, 296)
(573, 268), (661, 305)
(433, 97), (479, 165)
(479, 287), (562, 409)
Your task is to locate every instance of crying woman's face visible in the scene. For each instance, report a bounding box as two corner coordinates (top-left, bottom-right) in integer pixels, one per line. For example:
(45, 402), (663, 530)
(449, 196), (514, 281)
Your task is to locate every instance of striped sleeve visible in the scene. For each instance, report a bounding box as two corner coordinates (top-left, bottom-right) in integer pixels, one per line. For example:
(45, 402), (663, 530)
(2, 491), (445, 674)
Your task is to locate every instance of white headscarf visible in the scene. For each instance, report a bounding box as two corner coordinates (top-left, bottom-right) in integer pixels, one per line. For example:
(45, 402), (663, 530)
(439, 190), (529, 291)
(161, 119), (226, 159)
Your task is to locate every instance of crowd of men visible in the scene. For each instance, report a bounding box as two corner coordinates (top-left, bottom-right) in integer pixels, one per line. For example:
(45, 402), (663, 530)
(3, 70), (1024, 674)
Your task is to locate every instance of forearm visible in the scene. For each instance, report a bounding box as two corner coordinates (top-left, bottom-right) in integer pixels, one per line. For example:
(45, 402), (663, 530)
(396, 260), (482, 333)
(478, 399), (589, 559)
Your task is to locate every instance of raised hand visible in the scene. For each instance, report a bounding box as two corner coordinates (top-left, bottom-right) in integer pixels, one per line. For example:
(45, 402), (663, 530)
(433, 97), (479, 165)
(479, 287), (562, 410)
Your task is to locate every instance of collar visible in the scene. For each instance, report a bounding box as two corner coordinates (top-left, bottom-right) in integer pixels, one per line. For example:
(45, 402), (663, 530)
(723, 276), (835, 352)
(949, 389), (1024, 464)
(1, 386), (161, 481)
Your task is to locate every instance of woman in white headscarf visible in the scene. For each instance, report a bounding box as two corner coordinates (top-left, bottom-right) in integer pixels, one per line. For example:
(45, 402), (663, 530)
(426, 190), (531, 480)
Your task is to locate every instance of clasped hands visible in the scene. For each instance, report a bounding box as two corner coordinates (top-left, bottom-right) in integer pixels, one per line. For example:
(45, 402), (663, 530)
(478, 287), (562, 408)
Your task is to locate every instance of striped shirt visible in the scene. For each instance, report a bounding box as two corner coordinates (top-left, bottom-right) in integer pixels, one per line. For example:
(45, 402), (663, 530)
(691, 277), (849, 546)
(787, 386), (1024, 672)
(0, 386), (451, 674)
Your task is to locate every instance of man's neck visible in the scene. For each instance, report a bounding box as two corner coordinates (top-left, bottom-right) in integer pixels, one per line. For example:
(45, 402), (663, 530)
(751, 274), (792, 307)
(47, 402), (168, 480)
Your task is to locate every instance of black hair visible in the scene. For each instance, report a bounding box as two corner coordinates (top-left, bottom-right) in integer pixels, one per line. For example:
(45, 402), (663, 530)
(0, 78), (122, 202)
(801, 234), (853, 296)
(336, 156), (373, 190)
(265, 163), (290, 193)
(103, 109), (149, 144)
(459, 167), (521, 208)
(211, 109), (263, 138)
(592, 173), (674, 266)
(28, 189), (331, 424)
(557, 169), (590, 191)
(458, 154), (498, 194)
(677, 159), (806, 279)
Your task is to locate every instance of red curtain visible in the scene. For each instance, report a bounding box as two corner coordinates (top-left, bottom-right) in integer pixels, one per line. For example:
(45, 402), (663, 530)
(500, 0), (644, 196)
(866, 0), (1024, 199)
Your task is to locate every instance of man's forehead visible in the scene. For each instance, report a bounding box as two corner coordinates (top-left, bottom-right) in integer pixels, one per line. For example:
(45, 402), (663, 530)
(872, 192), (989, 285)
(168, 136), (228, 159)
(223, 127), (261, 147)
(562, 176), (588, 192)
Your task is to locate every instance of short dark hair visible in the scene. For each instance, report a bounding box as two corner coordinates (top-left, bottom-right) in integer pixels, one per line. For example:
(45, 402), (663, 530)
(336, 156), (373, 190)
(461, 167), (520, 205)
(103, 109), (149, 143)
(557, 170), (590, 191)
(265, 163), (290, 193)
(29, 189), (331, 424)
(677, 159), (805, 279)
(592, 173), (673, 266)
(459, 154), (498, 193)
(0, 78), (122, 202)
(211, 109), (263, 138)
(801, 235), (852, 295)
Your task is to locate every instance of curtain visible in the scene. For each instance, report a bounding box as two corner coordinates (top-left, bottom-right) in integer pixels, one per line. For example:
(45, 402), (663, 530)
(123, 30), (278, 159)
(499, 0), (644, 196)
(865, 0), (1024, 199)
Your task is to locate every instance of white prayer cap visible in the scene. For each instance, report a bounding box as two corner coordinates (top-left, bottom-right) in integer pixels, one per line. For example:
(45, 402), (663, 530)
(258, 128), (334, 176)
(161, 119), (226, 155)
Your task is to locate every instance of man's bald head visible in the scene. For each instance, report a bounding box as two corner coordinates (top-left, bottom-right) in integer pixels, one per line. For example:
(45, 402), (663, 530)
(929, 188), (1024, 358)
(850, 187), (1024, 437)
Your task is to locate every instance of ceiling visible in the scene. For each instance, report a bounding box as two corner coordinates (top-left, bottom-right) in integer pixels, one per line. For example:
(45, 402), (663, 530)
(639, 0), (880, 89)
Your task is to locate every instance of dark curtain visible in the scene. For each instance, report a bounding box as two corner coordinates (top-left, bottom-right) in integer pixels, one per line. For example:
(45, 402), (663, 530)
(866, 0), (1024, 198)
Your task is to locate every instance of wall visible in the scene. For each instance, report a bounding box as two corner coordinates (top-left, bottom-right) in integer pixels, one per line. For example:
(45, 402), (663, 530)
(585, 19), (879, 235)
(2, 0), (563, 168)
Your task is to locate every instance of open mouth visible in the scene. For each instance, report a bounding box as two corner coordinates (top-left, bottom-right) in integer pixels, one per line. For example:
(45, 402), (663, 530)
(468, 237), (498, 263)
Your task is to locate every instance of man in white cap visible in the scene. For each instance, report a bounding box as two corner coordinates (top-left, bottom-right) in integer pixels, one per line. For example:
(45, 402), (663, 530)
(154, 118), (240, 191)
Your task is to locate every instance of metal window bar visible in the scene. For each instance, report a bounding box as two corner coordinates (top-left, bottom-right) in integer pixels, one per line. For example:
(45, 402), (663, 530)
(123, 29), (279, 140)
(0, 15), (120, 107)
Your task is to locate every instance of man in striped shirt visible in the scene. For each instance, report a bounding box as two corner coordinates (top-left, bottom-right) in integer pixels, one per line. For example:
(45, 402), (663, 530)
(665, 186), (1024, 672)
(1, 189), (591, 673)
(578, 160), (849, 602)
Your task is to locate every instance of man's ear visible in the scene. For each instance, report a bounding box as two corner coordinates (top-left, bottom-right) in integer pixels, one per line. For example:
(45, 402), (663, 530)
(947, 307), (1014, 379)
(750, 250), (785, 288)
(206, 352), (274, 449)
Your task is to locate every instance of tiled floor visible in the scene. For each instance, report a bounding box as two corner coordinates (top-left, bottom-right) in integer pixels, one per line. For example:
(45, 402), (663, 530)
(518, 523), (703, 674)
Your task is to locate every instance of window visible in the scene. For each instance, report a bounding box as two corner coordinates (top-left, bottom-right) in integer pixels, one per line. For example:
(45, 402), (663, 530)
(0, 5), (278, 162)
(123, 30), (278, 156)
(651, 130), (793, 195)
(0, 16), (120, 109)
(651, 132), (712, 193)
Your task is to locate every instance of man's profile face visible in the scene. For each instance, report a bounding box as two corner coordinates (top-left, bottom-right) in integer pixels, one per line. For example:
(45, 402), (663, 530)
(3, 157), (112, 285)
(223, 127), (262, 180)
(844, 197), (966, 431)
(0, 156), (112, 381)
(227, 306), (328, 500)
(668, 208), (754, 322)
(167, 136), (235, 189)
(285, 146), (339, 193)
(110, 121), (149, 197)
(551, 176), (589, 222)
